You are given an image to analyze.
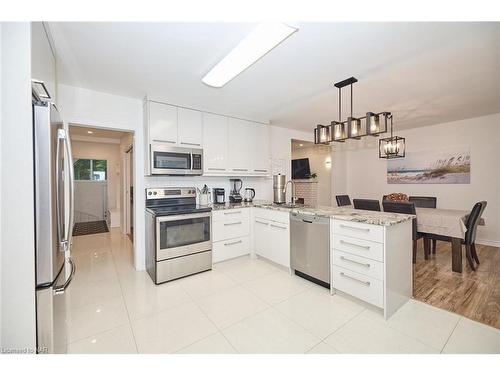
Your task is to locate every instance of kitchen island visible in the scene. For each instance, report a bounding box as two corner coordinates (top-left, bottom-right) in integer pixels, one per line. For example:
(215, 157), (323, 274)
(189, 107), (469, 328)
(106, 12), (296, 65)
(207, 200), (414, 319)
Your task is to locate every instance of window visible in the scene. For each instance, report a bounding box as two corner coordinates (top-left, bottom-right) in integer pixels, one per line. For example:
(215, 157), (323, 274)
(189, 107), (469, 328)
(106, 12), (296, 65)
(74, 159), (107, 181)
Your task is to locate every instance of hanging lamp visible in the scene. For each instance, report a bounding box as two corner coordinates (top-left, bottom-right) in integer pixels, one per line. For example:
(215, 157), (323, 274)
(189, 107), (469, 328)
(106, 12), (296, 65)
(379, 114), (405, 159)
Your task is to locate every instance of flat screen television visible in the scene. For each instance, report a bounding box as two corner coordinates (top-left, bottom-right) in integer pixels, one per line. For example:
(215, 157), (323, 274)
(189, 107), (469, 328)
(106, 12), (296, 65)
(292, 158), (311, 179)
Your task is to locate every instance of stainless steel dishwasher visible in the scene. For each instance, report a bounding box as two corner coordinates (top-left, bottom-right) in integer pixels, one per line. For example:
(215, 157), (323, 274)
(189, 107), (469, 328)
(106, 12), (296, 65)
(290, 212), (330, 288)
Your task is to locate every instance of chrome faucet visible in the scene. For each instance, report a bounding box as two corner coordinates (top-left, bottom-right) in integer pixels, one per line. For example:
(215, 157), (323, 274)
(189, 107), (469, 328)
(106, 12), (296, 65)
(283, 180), (296, 205)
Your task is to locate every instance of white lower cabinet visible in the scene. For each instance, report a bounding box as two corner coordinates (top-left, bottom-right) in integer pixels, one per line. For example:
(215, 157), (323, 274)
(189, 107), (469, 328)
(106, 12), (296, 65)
(252, 208), (290, 268)
(330, 218), (413, 319)
(212, 208), (250, 263)
(213, 236), (250, 263)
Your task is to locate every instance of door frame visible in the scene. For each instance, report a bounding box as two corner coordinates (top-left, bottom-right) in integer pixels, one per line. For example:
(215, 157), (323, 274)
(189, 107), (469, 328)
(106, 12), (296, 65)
(123, 145), (133, 237)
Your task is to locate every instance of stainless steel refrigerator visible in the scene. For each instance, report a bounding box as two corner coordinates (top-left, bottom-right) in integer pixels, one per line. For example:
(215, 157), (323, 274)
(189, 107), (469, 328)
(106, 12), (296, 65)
(33, 82), (75, 354)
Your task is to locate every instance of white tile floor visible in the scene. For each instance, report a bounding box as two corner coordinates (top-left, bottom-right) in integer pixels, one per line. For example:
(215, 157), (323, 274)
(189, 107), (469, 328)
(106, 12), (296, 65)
(66, 229), (500, 354)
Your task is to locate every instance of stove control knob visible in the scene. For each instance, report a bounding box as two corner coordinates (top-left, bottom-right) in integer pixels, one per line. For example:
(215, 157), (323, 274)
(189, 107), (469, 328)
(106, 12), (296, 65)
(153, 191), (157, 195)
(147, 192), (152, 195)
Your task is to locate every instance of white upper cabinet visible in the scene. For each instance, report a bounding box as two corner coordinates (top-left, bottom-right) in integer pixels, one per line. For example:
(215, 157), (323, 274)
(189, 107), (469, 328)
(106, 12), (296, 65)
(202, 113), (228, 173)
(144, 99), (270, 176)
(178, 107), (202, 148)
(149, 101), (178, 144)
(251, 123), (269, 174)
(227, 118), (253, 173)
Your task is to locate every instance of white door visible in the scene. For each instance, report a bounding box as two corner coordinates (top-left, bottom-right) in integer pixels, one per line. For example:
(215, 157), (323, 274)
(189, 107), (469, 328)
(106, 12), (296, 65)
(149, 101), (178, 144)
(202, 113), (228, 174)
(268, 222), (290, 267)
(178, 107), (202, 148)
(251, 123), (269, 174)
(253, 218), (270, 258)
(227, 118), (252, 174)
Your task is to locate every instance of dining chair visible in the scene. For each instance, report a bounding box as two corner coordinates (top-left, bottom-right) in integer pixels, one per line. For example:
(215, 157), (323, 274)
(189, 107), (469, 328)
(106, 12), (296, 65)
(382, 201), (425, 263)
(335, 195), (351, 207)
(353, 199), (381, 211)
(409, 196), (438, 254)
(423, 201), (487, 271)
(462, 201), (487, 270)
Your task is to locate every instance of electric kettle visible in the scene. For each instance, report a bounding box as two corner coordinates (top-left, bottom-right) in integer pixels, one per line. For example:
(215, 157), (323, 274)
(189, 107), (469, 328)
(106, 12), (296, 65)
(243, 188), (255, 202)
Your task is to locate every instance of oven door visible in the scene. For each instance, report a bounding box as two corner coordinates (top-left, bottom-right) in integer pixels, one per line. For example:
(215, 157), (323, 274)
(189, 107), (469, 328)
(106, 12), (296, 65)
(156, 212), (211, 261)
(150, 144), (195, 175)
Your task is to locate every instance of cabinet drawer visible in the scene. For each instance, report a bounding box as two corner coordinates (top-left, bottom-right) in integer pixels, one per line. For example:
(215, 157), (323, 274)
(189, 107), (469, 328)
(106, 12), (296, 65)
(212, 208), (249, 222)
(213, 217), (250, 242)
(333, 266), (383, 308)
(213, 236), (250, 263)
(332, 234), (384, 262)
(333, 250), (383, 281)
(253, 207), (289, 225)
(331, 220), (384, 243)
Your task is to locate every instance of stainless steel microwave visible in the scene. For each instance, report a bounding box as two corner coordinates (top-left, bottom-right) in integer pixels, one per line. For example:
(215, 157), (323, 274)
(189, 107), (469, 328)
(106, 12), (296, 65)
(150, 143), (203, 175)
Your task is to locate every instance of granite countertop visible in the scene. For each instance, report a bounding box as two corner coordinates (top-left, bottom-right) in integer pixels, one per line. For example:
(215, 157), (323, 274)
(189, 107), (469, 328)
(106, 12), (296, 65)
(206, 200), (414, 226)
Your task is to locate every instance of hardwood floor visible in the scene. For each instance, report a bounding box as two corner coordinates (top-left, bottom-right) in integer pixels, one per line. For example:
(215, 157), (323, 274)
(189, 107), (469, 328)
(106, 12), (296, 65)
(413, 240), (500, 329)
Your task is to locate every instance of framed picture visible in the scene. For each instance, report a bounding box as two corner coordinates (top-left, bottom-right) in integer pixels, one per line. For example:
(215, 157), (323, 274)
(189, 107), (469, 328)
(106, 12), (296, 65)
(387, 146), (470, 184)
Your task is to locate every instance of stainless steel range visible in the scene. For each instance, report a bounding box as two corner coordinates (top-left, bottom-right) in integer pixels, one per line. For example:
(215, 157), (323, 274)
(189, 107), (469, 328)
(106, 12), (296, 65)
(145, 187), (212, 284)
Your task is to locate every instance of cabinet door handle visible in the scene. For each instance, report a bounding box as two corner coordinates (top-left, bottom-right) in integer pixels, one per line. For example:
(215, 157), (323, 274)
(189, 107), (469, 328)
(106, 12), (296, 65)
(340, 256), (371, 268)
(224, 211), (241, 215)
(224, 221), (242, 226)
(254, 169), (267, 172)
(255, 220), (268, 225)
(208, 168), (225, 171)
(339, 239), (370, 250)
(340, 272), (371, 286)
(232, 168), (248, 171)
(152, 139), (176, 144)
(339, 224), (370, 232)
(270, 223), (287, 229)
(181, 141), (201, 146)
(224, 240), (242, 246)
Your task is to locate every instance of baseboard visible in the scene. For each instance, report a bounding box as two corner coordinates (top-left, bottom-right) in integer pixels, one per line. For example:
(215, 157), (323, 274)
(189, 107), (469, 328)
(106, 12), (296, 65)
(475, 238), (500, 248)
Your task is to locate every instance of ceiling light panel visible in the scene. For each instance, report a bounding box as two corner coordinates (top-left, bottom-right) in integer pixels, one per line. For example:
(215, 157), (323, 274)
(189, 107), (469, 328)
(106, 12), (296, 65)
(202, 23), (298, 88)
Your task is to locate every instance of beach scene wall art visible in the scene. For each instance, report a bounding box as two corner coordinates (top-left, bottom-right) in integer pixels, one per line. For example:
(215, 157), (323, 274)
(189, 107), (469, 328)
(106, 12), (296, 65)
(387, 146), (471, 184)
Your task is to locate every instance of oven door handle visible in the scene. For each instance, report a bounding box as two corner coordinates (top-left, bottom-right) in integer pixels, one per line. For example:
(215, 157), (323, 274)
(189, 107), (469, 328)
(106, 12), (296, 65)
(156, 212), (212, 222)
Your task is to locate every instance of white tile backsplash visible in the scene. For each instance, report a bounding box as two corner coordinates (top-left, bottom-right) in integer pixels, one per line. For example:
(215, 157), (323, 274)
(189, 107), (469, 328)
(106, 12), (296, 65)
(144, 176), (273, 203)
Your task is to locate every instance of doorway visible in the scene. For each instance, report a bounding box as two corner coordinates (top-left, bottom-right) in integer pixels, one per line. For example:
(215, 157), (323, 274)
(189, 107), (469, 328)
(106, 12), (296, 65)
(69, 125), (133, 236)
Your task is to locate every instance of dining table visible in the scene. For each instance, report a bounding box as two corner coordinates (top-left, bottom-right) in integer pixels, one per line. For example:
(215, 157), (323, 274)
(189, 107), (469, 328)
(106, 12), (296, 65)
(415, 207), (485, 273)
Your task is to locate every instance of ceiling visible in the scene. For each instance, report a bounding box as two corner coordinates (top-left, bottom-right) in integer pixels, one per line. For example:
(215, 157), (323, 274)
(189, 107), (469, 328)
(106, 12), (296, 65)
(69, 125), (130, 139)
(50, 22), (500, 132)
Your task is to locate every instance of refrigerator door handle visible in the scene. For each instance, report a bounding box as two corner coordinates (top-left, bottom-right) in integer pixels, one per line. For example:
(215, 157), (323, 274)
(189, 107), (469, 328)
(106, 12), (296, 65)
(55, 131), (64, 250)
(53, 258), (76, 295)
(56, 128), (75, 252)
(62, 127), (75, 251)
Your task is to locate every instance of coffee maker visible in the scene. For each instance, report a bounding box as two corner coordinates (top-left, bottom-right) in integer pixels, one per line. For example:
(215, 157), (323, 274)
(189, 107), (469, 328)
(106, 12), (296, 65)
(229, 178), (243, 203)
(212, 188), (225, 204)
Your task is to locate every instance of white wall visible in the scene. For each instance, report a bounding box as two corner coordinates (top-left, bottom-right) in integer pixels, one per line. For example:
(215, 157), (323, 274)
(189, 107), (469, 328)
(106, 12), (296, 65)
(0, 22), (37, 351)
(292, 144), (333, 206)
(58, 84), (145, 268)
(0, 22), (3, 348)
(72, 140), (122, 212)
(269, 125), (314, 202)
(332, 113), (500, 246)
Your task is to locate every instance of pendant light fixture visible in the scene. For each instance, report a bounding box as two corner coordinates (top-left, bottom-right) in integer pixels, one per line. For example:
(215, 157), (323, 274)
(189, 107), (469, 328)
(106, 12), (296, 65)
(379, 114), (405, 159)
(313, 77), (392, 146)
